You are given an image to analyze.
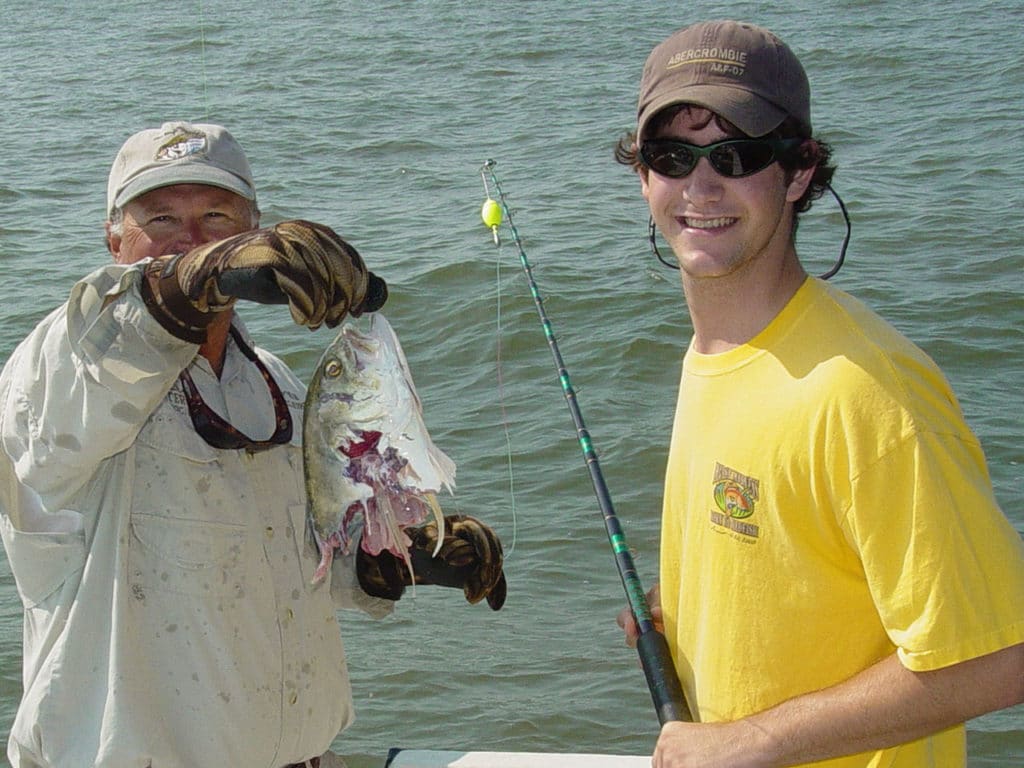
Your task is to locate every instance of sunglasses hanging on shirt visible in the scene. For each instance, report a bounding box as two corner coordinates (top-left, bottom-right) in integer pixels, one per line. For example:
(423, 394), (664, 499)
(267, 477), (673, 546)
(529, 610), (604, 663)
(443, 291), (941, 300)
(178, 326), (293, 454)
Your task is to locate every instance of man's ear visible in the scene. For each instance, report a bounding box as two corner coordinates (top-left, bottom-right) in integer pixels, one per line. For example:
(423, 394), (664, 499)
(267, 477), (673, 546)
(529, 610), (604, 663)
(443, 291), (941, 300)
(105, 221), (122, 262)
(785, 163), (816, 204)
(785, 139), (819, 204)
(639, 165), (652, 203)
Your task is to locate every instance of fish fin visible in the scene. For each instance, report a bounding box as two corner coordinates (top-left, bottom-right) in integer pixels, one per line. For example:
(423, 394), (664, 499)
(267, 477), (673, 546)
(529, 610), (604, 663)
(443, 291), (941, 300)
(310, 527), (343, 586)
(426, 493), (445, 557)
(372, 315), (424, 411)
(376, 490), (418, 586)
(311, 542), (334, 585)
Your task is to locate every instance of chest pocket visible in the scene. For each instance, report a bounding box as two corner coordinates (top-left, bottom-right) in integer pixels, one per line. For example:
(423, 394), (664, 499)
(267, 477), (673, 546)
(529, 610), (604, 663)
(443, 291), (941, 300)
(128, 512), (249, 599)
(127, 389), (256, 600)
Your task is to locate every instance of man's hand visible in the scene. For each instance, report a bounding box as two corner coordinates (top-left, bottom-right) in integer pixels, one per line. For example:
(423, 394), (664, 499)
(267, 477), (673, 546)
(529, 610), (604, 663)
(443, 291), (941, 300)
(141, 219), (387, 342)
(356, 514), (507, 610)
(653, 720), (770, 768)
(617, 583), (663, 648)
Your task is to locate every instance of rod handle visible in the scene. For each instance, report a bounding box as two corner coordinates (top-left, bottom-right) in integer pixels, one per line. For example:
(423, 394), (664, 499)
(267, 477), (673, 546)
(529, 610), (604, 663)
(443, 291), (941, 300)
(637, 628), (693, 724)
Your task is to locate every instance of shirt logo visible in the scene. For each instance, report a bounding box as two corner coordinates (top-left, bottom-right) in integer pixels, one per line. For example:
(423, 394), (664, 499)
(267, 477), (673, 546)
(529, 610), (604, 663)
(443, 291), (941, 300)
(710, 462), (760, 539)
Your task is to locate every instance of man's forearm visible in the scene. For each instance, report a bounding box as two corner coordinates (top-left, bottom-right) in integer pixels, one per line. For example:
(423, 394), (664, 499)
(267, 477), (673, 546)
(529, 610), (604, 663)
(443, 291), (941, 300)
(752, 643), (1023, 763)
(656, 643), (1024, 768)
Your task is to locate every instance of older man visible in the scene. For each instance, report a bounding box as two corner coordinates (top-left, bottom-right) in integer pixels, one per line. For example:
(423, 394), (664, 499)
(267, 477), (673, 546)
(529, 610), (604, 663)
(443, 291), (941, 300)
(0, 121), (505, 767)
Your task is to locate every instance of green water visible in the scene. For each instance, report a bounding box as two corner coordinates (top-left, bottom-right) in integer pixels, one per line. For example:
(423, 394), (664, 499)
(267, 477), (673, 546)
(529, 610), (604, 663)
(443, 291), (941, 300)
(1, 1), (1022, 764)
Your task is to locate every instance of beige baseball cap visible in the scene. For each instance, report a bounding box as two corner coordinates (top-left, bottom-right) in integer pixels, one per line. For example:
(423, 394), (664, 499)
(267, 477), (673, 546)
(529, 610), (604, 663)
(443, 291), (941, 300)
(636, 20), (811, 142)
(106, 121), (256, 215)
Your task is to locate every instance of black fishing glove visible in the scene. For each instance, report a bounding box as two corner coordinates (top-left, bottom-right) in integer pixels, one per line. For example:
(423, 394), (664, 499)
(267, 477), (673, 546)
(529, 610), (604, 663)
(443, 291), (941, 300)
(140, 219), (388, 343)
(357, 514), (507, 611)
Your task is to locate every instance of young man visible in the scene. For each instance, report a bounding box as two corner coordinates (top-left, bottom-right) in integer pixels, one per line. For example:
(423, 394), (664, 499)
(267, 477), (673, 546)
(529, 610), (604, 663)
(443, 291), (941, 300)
(0, 121), (506, 768)
(615, 21), (1024, 768)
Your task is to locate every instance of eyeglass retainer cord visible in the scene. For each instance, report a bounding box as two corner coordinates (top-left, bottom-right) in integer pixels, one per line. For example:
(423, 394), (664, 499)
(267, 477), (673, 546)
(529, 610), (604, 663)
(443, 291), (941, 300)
(647, 182), (851, 280)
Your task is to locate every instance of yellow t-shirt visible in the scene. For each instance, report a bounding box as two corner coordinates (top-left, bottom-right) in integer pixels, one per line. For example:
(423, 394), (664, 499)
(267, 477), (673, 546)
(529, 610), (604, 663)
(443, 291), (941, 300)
(661, 278), (1024, 767)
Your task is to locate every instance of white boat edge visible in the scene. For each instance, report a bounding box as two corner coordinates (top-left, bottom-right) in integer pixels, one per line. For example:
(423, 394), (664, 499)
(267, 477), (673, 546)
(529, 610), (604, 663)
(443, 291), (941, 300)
(385, 749), (650, 767)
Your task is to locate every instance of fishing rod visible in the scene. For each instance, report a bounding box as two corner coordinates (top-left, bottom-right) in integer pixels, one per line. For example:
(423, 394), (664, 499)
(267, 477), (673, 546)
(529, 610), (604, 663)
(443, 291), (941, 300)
(478, 159), (692, 726)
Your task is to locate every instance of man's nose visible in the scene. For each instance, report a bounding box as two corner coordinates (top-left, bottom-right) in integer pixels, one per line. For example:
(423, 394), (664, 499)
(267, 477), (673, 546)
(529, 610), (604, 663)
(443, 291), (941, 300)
(682, 158), (724, 204)
(170, 219), (206, 254)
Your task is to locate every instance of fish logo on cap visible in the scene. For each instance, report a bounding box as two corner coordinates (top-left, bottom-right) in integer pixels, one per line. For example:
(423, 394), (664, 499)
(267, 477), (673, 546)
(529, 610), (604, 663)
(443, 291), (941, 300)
(156, 131), (207, 162)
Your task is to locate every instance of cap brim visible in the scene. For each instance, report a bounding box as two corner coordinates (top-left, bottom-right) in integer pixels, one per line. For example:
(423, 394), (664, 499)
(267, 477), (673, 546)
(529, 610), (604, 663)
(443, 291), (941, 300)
(113, 164), (255, 210)
(639, 84), (787, 141)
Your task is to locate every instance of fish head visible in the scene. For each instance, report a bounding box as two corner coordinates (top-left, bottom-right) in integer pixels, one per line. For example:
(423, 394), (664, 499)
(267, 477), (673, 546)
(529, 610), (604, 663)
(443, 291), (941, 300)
(305, 323), (388, 439)
(303, 314), (455, 499)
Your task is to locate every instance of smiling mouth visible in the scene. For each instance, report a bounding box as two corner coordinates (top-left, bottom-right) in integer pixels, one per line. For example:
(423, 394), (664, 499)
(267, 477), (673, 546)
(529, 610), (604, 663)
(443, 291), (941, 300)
(683, 217), (736, 230)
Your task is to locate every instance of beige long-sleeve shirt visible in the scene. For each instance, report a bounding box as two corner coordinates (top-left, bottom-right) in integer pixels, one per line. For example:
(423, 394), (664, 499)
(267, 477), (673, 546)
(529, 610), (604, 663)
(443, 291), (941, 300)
(0, 262), (389, 767)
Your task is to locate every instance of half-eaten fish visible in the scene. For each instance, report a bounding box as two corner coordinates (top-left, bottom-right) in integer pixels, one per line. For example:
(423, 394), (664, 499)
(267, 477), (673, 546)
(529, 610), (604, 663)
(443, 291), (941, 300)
(303, 314), (453, 584)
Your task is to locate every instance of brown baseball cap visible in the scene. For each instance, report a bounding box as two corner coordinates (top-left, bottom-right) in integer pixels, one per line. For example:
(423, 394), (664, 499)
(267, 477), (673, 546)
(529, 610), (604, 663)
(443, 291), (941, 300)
(107, 121), (256, 216)
(636, 20), (811, 142)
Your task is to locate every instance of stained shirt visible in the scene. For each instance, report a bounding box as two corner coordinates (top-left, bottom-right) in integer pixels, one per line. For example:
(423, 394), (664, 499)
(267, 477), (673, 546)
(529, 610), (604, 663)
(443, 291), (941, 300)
(0, 262), (391, 768)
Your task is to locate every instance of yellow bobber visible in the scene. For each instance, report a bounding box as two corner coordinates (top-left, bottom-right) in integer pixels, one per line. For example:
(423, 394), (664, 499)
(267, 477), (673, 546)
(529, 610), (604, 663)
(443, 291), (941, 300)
(481, 198), (503, 229)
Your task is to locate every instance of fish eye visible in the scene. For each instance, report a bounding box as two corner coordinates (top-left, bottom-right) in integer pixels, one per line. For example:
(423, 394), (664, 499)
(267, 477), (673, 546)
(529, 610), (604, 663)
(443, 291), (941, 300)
(325, 360), (343, 378)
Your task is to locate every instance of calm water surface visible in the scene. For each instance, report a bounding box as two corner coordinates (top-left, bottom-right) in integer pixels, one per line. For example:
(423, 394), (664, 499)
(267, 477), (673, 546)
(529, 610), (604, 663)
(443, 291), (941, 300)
(1, 1), (1022, 765)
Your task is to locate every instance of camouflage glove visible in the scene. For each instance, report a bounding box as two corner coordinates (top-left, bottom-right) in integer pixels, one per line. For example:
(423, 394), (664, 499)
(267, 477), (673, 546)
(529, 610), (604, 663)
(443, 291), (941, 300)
(357, 514), (507, 611)
(140, 219), (388, 343)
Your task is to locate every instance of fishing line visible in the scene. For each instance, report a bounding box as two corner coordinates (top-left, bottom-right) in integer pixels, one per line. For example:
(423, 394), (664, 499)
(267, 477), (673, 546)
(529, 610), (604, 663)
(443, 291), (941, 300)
(478, 160), (691, 725)
(197, 0), (211, 120)
(490, 200), (518, 558)
(479, 167), (519, 557)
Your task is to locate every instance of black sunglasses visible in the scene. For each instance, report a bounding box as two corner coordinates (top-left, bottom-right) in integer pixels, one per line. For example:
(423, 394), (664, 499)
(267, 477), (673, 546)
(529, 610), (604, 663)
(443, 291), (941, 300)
(640, 137), (801, 179)
(178, 326), (293, 453)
